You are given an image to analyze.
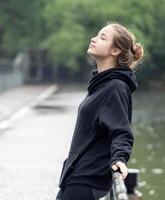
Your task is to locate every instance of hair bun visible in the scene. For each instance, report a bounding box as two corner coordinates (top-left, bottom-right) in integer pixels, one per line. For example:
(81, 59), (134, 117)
(131, 43), (144, 62)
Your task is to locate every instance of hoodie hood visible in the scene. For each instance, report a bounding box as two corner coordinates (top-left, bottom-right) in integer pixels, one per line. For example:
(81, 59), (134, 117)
(87, 66), (138, 94)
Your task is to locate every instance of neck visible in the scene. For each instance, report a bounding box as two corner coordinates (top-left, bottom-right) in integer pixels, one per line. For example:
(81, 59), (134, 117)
(96, 57), (116, 73)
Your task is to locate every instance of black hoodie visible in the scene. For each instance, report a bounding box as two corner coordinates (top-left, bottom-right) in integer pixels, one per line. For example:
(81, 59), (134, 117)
(58, 66), (138, 191)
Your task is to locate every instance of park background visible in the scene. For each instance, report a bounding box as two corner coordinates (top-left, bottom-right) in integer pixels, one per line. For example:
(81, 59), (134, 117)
(0, 0), (165, 200)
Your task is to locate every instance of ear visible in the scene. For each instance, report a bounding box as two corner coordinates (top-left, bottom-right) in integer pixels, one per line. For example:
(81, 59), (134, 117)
(110, 47), (121, 56)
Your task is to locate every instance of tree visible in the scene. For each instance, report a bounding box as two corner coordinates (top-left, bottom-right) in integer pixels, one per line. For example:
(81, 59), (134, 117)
(0, 0), (45, 53)
(0, 0), (165, 82)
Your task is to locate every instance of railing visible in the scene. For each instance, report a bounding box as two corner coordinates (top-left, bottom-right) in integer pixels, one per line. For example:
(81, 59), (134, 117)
(103, 169), (142, 200)
(0, 52), (27, 92)
(111, 171), (128, 200)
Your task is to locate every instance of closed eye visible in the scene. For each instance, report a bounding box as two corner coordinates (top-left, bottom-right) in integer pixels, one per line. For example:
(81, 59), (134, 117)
(101, 36), (106, 40)
(97, 32), (107, 40)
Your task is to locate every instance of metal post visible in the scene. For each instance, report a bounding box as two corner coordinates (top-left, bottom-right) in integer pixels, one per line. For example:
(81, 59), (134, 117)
(102, 169), (142, 200)
(112, 172), (129, 200)
(125, 169), (142, 200)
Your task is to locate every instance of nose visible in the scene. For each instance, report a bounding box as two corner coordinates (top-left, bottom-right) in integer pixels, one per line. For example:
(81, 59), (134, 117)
(91, 36), (97, 43)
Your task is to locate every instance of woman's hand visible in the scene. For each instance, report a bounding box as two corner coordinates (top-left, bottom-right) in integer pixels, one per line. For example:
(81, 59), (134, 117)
(112, 161), (128, 179)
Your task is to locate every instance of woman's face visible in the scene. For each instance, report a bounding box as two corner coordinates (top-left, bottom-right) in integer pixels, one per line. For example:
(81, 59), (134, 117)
(87, 25), (115, 59)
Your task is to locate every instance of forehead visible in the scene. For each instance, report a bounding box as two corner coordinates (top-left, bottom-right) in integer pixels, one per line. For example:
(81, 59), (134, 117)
(99, 25), (114, 37)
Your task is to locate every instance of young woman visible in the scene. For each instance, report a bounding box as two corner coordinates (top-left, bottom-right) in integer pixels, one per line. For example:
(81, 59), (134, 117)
(56, 22), (144, 200)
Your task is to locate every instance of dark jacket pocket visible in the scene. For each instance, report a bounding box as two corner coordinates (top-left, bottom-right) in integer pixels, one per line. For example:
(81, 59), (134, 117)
(58, 151), (78, 187)
(59, 158), (68, 181)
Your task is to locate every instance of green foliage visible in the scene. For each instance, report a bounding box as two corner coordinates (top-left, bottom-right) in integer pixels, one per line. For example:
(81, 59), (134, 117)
(0, 0), (165, 79)
(0, 0), (45, 51)
(42, 21), (86, 70)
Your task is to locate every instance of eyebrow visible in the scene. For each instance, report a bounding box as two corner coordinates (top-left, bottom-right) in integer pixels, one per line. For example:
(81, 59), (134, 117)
(97, 32), (107, 37)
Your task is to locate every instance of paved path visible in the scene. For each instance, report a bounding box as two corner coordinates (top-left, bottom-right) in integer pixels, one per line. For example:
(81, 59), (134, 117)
(0, 85), (87, 200)
(0, 85), (56, 122)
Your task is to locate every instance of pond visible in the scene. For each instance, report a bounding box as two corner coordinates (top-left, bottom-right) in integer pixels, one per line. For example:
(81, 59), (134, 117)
(128, 89), (165, 200)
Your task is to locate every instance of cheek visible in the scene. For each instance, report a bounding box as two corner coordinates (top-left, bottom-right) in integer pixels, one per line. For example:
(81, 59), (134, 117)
(97, 44), (111, 56)
(87, 42), (111, 57)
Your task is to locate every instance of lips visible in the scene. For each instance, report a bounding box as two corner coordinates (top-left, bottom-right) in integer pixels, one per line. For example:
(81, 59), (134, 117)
(89, 43), (96, 48)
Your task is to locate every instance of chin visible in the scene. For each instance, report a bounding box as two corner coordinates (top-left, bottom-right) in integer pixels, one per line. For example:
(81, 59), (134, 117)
(87, 48), (95, 56)
(87, 48), (91, 54)
(87, 53), (96, 61)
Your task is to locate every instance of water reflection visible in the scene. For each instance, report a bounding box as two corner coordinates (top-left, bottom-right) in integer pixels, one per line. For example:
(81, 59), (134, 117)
(129, 90), (165, 200)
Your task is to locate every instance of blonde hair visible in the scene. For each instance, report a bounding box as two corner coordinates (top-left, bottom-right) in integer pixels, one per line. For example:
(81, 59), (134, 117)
(108, 22), (144, 70)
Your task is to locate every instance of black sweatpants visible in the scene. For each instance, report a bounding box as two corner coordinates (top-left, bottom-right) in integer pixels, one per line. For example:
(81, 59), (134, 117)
(56, 184), (109, 200)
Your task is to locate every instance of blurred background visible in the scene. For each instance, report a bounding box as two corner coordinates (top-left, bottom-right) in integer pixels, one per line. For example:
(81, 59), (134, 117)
(0, 0), (164, 200)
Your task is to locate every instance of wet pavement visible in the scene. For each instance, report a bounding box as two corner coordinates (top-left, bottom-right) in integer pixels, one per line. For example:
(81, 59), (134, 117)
(0, 84), (87, 200)
(0, 85), (56, 122)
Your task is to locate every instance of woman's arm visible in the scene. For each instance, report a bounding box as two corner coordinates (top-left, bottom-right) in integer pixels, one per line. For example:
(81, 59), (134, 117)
(99, 89), (134, 178)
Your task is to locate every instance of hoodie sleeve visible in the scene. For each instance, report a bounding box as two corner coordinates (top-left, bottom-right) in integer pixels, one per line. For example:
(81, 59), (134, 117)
(99, 89), (134, 168)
